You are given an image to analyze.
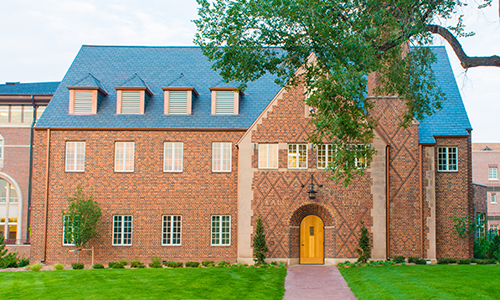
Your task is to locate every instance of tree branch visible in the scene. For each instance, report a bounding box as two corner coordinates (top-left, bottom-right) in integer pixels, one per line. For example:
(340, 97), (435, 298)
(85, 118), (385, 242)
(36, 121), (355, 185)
(426, 24), (500, 68)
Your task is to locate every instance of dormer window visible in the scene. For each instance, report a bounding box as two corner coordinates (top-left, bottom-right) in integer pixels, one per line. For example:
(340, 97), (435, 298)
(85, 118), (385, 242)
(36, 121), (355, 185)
(210, 88), (239, 115)
(115, 87), (152, 115)
(67, 87), (106, 115)
(162, 87), (198, 115)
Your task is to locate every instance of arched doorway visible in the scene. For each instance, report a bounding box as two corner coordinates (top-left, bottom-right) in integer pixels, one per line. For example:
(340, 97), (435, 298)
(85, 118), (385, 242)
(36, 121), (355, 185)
(300, 215), (324, 264)
(0, 174), (23, 242)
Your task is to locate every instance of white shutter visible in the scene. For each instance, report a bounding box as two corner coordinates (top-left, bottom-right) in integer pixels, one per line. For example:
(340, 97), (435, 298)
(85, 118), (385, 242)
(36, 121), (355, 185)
(74, 91), (93, 114)
(216, 92), (234, 114)
(121, 91), (141, 114)
(169, 91), (188, 114)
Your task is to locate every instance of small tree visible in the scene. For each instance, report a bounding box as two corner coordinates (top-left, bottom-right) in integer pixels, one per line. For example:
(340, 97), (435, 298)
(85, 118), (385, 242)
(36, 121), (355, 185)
(252, 215), (268, 265)
(62, 185), (102, 253)
(0, 236), (7, 261)
(356, 221), (371, 263)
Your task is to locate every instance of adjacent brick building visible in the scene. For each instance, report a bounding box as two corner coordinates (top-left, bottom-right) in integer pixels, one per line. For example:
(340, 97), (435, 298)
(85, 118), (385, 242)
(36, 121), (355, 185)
(31, 46), (473, 266)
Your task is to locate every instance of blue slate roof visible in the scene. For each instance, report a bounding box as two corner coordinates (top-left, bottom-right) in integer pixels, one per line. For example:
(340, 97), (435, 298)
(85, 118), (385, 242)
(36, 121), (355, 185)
(418, 46), (472, 144)
(37, 46), (281, 129)
(0, 81), (60, 95)
(36, 45), (471, 143)
(71, 73), (108, 94)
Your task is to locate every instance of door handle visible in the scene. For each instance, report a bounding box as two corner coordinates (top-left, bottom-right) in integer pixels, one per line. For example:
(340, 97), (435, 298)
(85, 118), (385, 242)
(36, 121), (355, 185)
(301, 244), (304, 246)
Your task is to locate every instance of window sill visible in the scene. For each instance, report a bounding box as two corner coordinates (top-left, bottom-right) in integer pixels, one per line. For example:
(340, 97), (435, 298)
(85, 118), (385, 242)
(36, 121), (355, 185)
(112, 244), (132, 247)
(114, 171), (135, 173)
(488, 179), (498, 181)
(212, 170), (232, 173)
(163, 170), (183, 173)
(162, 244), (182, 246)
(65, 170), (85, 173)
(437, 170), (459, 173)
(211, 244), (231, 247)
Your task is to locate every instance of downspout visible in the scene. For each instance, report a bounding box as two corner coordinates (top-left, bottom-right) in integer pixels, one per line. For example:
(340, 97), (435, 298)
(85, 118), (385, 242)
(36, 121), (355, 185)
(419, 144), (424, 258)
(42, 128), (51, 263)
(26, 97), (37, 242)
(386, 145), (390, 259)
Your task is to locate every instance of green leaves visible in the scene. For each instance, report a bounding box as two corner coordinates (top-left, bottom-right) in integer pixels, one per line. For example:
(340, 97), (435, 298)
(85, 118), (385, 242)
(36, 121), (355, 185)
(195, 0), (456, 184)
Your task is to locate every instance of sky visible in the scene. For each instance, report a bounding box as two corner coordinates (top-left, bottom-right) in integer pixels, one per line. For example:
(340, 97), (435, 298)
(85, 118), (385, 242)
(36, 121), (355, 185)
(0, 0), (499, 142)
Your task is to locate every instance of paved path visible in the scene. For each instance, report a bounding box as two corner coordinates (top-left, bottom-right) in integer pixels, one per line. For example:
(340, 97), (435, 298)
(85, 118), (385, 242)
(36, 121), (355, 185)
(283, 265), (357, 300)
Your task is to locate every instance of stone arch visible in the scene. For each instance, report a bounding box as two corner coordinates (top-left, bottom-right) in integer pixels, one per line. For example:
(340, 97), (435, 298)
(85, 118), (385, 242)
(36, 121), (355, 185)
(0, 172), (23, 241)
(289, 203), (334, 227)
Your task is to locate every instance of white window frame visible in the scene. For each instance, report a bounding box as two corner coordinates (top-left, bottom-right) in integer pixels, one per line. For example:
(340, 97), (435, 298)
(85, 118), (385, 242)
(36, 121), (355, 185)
(492, 193), (497, 204)
(162, 215), (182, 246)
(62, 215), (75, 246)
(288, 144), (308, 169)
(490, 225), (499, 231)
(317, 144), (334, 169)
(489, 167), (498, 180)
(65, 141), (86, 172)
(258, 144), (279, 169)
(212, 142), (232, 172)
(0, 134), (4, 164)
(114, 142), (135, 172)
(112, 215), (133, 246)
(211, 215), (231, 246)
(164, 142), (183, 172)
(353, 144), (367, 169)
(437, 147), (458, 172)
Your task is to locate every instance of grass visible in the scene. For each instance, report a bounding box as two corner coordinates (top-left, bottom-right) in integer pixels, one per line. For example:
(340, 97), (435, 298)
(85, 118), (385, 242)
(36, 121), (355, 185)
(1, 267), (286, 300)
(340, 264), (500, 299)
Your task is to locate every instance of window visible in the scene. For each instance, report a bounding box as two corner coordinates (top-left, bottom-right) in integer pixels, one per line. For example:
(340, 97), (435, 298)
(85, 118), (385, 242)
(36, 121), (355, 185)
(437, 147), (457, 171)
(164, 142), (183, 172)
(491, 225), (499, 231)
(489, 167), (498, 180)
(74, 91), (94, 114)
(163, 88), (197, 115)
(210, 88), (239, 115)
(317, 144), (334, 169)
(115, 142), (135, 172)
(65, 141), (86, 172)
(0, 105), (37, 123)
(492, 194), (497, 204)
(0, 135), (4, 161)
(0, 218), (17, 239)
(211, 215), (230, 245)
(353, 144), (367, 169)
(288, 144), (308, 169)
(0, 180), (18, 203)
(258, 144), (278, 169)
(212, 142), (232, 172)
(162, 215), (182, 245)
(63, 215), (75, 245)
(113, 215), (132, 245)
(121, 91), (141, 114)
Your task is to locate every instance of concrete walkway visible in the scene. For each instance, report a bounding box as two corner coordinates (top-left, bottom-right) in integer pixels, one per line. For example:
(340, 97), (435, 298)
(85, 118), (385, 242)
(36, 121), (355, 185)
(283, 265), (357, 300)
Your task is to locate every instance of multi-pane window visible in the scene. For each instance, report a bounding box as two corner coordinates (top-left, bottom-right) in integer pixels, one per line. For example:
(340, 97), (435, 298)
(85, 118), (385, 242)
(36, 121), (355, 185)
(0, 218), (18, 239)
(164, 142), (183, 172)
(437, 147), (457, 171)
(317, 144), (334, 169)
(492, 194), (497, 204)
(63, 215), (75, 245)
(121, 91), (141, 114)
(353, 145), (367, 169)
(212, 142), (231, 172)
(258, 144), (278, 169)
(211, 215), (230, 245)
(489, 167), (498, 180)
(288, 144), (308, 169)
(0, 180), (18, 203)
(162, 215), (182, 245)
(115, 142), (135, 172)
(491, 225), (499, 231)
(215, 91), (235, 114)
(65, 141), (86, 172)
(0, 135), (4, 160)
(73, 91), (94, 114)
(0, 105), (38, 123)
(113, 215), (132, 245)
(168, 91), (188, 114)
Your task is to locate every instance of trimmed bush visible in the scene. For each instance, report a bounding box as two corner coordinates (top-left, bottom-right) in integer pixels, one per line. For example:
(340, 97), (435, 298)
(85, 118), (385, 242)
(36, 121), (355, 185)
(202, 260), (215, 267)
(408, 257), (419, 264)
(458, 259), (472, 265)
(393, 256), (406, 264)
(278, 262), (285, 268)
(92, 263), (104, 269)
(28, 263), (42, 271)
(130, 258), (141, 268)
(71, 262), (84, 270)
(474, 259), (497, 265)
(164, 261), (183, 268)
(108, 261), (125, 268)
(185, 261), (200, 268)
(118, 258), (128, 266)
(54, 263), (64, 270)
(415, 259), (427, 265)
(438, 258), (457, 264)
(216, 260), (230, 268)
(18, 257), (29, 268)
(149, 256), (162, 268)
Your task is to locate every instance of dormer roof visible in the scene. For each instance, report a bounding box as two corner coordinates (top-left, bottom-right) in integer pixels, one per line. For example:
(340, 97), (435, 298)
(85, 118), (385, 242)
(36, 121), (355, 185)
(116, 73), (153, 96)
(67, 73), (108, 95)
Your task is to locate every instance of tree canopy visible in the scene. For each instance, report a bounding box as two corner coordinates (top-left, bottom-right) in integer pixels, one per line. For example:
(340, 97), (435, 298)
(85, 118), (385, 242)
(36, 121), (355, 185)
(194, 0), (499, 184)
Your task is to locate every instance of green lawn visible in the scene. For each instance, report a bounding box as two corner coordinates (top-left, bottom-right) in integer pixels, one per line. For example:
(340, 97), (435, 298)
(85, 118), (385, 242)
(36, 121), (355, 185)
(1, 267), (286, 300)
(340, 264), (500, 299)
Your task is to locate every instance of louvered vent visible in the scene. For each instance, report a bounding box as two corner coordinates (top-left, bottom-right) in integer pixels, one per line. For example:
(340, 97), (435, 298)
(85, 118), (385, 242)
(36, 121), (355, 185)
(169, 91), (188, 114)
(74, 91), (93, 114)
(121, 91), (141, 114)
(216, 92), (234, 114)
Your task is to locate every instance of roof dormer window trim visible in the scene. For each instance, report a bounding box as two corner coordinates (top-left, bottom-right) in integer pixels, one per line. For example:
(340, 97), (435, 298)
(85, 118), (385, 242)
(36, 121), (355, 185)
(114, 86), (153, 115)
(209, 87), (241, 115)
(162, 87), (198, 115)
(67, 86), (108, 115)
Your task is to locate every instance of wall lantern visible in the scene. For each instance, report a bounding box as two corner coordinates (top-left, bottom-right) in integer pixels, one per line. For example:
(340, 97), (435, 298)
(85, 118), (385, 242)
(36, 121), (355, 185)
(302, 173), (323, 200)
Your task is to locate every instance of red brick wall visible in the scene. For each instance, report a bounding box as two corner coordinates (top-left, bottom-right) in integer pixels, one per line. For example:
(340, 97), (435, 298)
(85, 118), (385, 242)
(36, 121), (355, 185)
(31, 129), (243, 265)
(473, 184), (487, 216)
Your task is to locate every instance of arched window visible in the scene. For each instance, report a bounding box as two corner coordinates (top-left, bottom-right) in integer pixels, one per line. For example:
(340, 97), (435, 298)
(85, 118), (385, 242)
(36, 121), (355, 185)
(0, 178), (19, 240)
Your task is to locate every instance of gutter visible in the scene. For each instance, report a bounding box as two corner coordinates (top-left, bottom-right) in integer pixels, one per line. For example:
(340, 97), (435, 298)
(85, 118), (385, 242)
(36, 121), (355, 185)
(42, 128), (51, 263)
(386, 145), (390, 259)
(25, 97), (37, 242)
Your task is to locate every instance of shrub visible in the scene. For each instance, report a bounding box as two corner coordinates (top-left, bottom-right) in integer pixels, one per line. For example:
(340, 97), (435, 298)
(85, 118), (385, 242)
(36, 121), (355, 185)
(185, 261), (200, 268)
(217, 260), (230, 268)
(438, 258), (457, 264)
(337, 262), (344, 268)
(458, 258), (472, 264)
(356, 221), (371, 263)
(71, 262), (84, 270)
(138, 263), (145, 268)
(149, 256), (162, 268)
(253, 215), (269, 265)
(393, 256), (406, 263)
(92, 263), (104, 269)
(54, 263), (64, 270)
(278, 262), (286, 268)
(29, 263), (42, 271)
(270, 261), (278, 266)
(164, 261), (183, 268)
(118, 258), (128, 266)
(202, 260), (215, 267)
(18, 257), (29, 268)
(408, 257), (419, 264)
(415, 259), (427, 265)
(1, 252), (19, 268)
(474, 259), (497, 265)
(130, 258), (141, 268)
(108, 262), (116, 268)
(383, 260), (394, 266)
(401, 262), (407, 266)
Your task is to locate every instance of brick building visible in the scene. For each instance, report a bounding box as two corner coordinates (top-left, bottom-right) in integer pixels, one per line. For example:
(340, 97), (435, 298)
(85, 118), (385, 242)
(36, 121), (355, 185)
(472, 143), (500, 231)
(31, 46), (473, 265)
(0, 81), (58, 254)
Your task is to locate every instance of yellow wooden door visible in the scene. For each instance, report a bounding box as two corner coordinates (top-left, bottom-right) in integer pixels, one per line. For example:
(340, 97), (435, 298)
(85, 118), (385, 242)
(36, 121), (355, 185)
(300, 215), (324, 264)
